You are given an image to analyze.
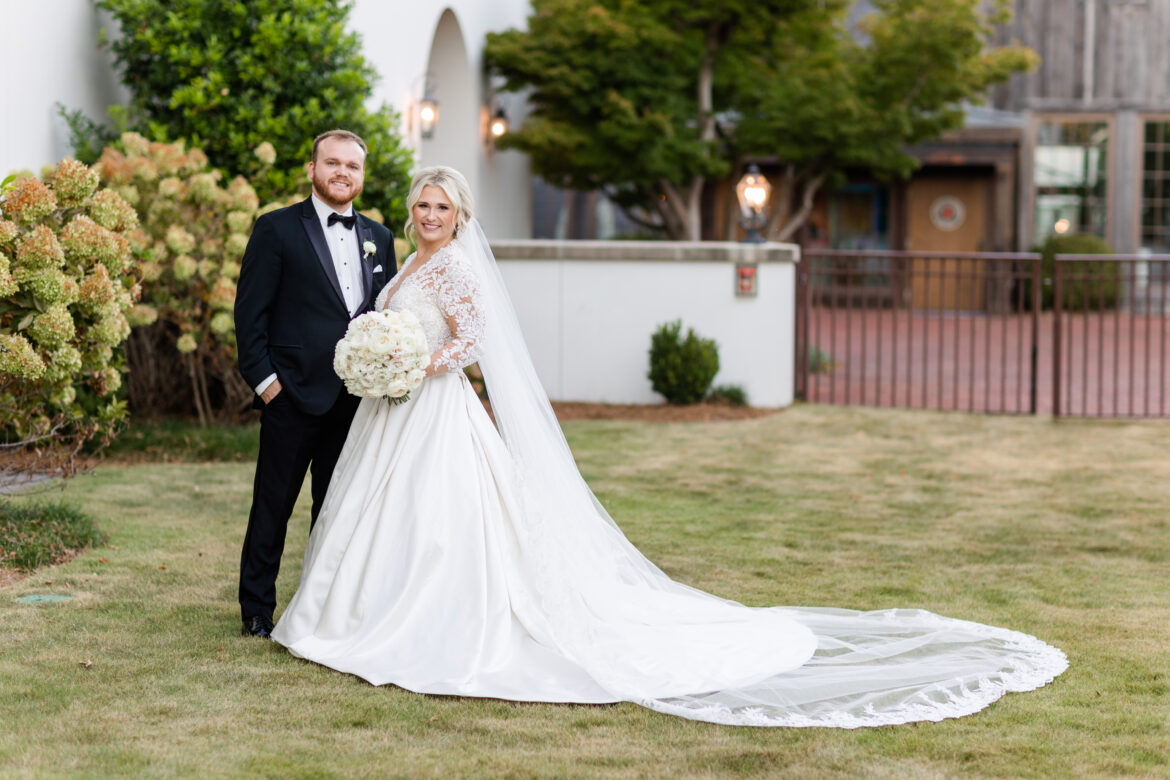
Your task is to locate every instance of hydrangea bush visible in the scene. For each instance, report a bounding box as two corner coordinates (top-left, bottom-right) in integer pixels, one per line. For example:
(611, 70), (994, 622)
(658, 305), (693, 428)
(95, 133), (268, 422)
(0, 159), (141, 476)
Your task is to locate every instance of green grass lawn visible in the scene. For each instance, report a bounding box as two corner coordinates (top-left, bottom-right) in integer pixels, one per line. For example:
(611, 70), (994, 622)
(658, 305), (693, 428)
(2, 405), (1168, 778)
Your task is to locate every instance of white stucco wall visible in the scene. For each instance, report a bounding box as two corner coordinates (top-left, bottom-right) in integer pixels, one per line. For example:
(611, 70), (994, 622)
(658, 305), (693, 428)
(314, 1), (535, 239)
(0, 2), (128, 178)
(1, 1), (533, 238)
(494, 242), (801, 407)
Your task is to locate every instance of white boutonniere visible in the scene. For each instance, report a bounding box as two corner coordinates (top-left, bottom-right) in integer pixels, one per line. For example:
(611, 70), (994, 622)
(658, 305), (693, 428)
(363, 240), (376, 259)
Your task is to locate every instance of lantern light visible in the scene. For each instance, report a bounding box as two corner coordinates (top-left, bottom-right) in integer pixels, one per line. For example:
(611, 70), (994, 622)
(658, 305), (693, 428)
(734, 164), (772, 243)
(419, 93), (439, 139)
(489, 108), (509, 139)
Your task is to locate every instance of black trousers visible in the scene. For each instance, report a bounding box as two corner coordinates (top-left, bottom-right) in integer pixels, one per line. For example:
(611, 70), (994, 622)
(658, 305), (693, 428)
(238, 389), (360, 621)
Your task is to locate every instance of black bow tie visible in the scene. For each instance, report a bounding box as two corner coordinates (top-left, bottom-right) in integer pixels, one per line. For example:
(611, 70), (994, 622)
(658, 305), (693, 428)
(327, 212), (357, 230)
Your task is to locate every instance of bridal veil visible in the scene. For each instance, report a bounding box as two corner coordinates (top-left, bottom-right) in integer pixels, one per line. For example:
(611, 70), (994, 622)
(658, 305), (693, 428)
(457, 219), (1066, 727)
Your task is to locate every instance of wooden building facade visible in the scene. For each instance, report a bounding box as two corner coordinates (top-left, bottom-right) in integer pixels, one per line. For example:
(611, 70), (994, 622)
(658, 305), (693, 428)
(533, 1), (1170, 261)
(994, 0), (1170, 254)
(802, 0), (1170, 257)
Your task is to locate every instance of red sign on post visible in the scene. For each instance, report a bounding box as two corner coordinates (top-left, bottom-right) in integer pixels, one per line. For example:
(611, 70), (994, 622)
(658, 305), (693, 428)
(735, 263), (758, 297)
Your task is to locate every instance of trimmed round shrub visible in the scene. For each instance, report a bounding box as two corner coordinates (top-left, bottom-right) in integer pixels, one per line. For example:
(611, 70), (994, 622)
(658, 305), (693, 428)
(648, 320), (720, 405)
(1036, 233), (1117, 310)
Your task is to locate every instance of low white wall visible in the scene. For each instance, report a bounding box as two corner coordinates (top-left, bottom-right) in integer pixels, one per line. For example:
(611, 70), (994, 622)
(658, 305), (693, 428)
(493, 241), (800, 407)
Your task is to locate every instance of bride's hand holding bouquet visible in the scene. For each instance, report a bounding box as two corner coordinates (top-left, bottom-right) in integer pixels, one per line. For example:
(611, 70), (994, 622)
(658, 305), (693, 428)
(333, 310), (430, 405)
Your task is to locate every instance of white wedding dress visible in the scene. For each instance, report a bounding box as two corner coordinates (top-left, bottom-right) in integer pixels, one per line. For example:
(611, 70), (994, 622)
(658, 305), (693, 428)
(272, 223), (1067, 727)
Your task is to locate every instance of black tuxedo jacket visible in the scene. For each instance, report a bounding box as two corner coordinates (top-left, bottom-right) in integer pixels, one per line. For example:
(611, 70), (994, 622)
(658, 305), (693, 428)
(235, 198), (396, 415)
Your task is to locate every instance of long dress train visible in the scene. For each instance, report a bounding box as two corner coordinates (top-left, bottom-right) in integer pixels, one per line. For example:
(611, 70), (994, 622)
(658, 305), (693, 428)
(272, 228), (1066, 728)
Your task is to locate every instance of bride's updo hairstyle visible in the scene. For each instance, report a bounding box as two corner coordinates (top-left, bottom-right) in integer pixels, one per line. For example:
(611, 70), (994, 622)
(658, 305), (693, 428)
(404, 166), (475, 244)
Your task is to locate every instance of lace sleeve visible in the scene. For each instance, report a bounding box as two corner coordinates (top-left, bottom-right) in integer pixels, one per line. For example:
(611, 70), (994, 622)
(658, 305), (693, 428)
(431, 250), (485, 372)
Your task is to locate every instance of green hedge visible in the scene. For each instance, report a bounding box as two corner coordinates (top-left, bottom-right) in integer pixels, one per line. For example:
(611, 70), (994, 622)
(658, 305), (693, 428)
(0, 500), (107, 572)
(1035, 233), (1118, 310)
(73, 0), (413, 226)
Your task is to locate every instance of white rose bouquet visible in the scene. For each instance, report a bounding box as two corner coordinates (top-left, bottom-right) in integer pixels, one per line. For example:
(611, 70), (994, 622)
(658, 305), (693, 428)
(333, 310), (430, 405)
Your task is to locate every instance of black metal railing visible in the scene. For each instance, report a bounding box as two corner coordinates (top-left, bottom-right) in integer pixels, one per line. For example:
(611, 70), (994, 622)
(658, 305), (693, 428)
(1053, 254), (1170, 417)
(797, 250), (1170, 418)
(797, 250), (1042, 413)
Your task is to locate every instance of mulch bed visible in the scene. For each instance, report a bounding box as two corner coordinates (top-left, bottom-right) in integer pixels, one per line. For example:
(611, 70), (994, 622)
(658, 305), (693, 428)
(550, 401), (780, 423)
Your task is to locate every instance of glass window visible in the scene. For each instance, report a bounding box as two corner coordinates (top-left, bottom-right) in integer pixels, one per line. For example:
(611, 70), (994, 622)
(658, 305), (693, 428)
(1146, 121), (1163, 145)
(1033, 120), (1109, 241)
(529, 178), (644, 240)
(825, 183), (890, 292)
(829, 183), (889, 250)
(1141, 120), (1170, 253)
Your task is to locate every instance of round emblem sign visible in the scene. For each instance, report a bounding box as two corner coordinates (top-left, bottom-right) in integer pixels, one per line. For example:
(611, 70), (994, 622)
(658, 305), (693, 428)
(929, 196), (966, 232)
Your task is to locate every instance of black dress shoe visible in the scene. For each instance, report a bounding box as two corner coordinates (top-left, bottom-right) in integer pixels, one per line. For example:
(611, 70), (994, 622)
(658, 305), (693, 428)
(242, 615), (274, 638)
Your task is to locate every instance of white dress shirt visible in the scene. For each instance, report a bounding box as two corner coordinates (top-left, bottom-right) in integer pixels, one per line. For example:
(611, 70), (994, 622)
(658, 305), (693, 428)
(254, 195), (366, 397)
(310, 193), (366, 316)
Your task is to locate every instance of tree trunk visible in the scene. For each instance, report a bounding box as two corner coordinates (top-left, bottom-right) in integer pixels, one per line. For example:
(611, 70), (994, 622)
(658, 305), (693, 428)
(684, 180), (703, 241)
(657, 180), (691, 240)
(680, 24), (722, 242)
(194, 355), (213, 425)
(766, 170), (827, 243)
(185, 352), (208, 427)
(637, 23), (722, 241)
(222, 364), (255, 418)
(766, 166), (797, 242)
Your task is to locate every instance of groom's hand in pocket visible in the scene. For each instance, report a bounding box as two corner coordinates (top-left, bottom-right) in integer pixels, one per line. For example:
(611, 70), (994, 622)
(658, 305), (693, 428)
(260, 379), (283, 404)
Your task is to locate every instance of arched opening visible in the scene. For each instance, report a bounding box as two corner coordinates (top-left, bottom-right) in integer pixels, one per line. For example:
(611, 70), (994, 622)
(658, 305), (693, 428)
(421, 9), (478, 194)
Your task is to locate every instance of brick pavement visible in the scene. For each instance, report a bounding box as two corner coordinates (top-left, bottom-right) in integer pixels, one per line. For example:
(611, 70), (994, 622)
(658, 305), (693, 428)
(802, 309), (1170, 417)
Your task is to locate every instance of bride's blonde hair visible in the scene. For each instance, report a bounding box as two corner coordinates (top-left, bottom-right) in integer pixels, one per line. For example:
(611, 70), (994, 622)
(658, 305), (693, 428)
(404, 166), (474, 245)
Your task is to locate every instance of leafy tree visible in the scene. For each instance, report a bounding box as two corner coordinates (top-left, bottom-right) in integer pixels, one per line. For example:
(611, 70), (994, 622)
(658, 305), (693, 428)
(732, 0), (1037, 241)
(83, 0), (413, 228)
(486, 0), (781, 240)
(486, 0), (1035, 241)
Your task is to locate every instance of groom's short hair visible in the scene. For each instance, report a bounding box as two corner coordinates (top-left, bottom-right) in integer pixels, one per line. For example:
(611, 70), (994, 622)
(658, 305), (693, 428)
(311, 130), (368, 162)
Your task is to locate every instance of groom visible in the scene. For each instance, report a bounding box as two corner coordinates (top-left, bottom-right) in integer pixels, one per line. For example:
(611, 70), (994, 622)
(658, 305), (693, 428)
(234, 129), (395, 638)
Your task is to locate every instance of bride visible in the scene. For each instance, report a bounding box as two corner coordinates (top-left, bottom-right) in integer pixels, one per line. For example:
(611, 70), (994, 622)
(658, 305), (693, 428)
(271, 166), (1066, 727)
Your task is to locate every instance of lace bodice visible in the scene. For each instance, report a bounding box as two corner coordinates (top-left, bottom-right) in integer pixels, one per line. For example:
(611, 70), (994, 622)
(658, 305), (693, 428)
(374, 240), (485, 373)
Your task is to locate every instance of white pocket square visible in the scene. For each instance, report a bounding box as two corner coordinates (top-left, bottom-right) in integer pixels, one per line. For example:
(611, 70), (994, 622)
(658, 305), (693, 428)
(372, 265), (383, 273)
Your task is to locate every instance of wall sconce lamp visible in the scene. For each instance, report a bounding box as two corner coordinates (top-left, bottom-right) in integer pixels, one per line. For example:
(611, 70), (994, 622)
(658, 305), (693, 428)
(488, 108), (510, 141)
(735, 164), (771, 244)
(418, 90), (439, 140)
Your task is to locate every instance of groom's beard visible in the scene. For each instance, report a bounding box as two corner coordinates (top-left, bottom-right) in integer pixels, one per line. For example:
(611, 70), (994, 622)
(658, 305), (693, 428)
(311, 173), (364, 211)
